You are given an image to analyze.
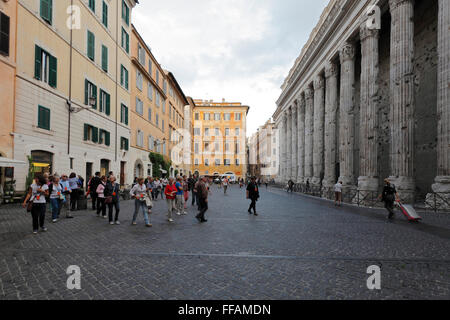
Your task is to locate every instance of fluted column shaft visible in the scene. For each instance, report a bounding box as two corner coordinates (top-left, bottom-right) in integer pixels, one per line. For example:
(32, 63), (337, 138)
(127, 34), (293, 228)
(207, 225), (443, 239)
(323, 62), (339, 188)
(291, 105), (298, 180)
(286, 109), (292, 181)
(339, 42), (356, 189)
(304, 87), (314, 183)
(281, 113), (287, 181)
(297, 93), (306, 182)
(313, 75), (325, 187)
(388, 0), (415, 201)
(358, 24), (380, 192)
(433, 0), (450, 193)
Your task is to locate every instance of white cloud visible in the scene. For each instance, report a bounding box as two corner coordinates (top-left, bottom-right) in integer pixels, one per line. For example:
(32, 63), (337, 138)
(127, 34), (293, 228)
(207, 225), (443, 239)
(133, 0), (329, 135)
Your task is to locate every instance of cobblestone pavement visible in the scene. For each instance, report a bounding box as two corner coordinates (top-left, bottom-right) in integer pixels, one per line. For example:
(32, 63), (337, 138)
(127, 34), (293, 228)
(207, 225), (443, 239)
(0, 185), (449, 300)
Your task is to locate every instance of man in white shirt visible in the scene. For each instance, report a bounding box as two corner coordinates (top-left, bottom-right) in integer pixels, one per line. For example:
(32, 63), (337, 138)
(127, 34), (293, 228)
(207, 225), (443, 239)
(334, 181), (343, 207)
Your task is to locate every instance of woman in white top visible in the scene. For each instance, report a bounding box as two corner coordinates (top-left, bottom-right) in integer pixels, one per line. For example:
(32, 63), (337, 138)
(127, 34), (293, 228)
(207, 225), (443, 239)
(334, 181), (343, 207)
(23, 175), (49, 234)
(96, 176), (107, 218)
(49, 175), (63, 223)
(130, 178), (151, 227)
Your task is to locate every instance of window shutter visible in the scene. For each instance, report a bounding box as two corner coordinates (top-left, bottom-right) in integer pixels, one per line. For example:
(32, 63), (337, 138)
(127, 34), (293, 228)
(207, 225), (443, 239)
(0, 13), (10, 56)
(49, 55), (57, 88)
(105, 131), (110, 146)
(92, 126), (99, 143)
(125, 68), (129, 89)
(125, 106), (129, 125)
(126, 32), (129, 53)
(87, 31), (95, 61)
(34, 46), (42, 80)
(84, 79), (89, 105)
(84, 124), (89, 141)
(101, 45), (108, 72)
(48, 0), (53, 24)
(105, 93), (110, 116)
(92, 84), (97, 109)
(44, 107), (50, 130)
(125, 138), (129, 151)
(102, 1), (108, 27)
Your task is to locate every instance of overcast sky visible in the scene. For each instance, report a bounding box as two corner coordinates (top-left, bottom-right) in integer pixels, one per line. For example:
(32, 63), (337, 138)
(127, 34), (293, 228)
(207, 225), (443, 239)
(133, 0), (329, 136)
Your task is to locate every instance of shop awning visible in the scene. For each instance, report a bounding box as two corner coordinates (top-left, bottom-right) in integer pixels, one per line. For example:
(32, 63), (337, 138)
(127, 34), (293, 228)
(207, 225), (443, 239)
(0, 157), (26, 168)
(32, 162), (50, 168)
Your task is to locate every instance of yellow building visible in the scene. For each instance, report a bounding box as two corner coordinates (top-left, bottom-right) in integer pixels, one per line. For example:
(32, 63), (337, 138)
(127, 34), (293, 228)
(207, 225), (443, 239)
(14, 0), (138, 189)
(130, 25), (169, 178)
(191, 99), (249, 180)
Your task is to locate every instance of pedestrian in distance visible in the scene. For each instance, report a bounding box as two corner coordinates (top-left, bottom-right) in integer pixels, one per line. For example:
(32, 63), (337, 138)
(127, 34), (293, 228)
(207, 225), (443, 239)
(130, 178), (152, 227)
(68, 172), (81, 212)
(175, 176), (186, 216)
(334, 181), (343, 207)
(96, 176), (107, 219)
(190, 175), (198, 206)
(89, 172), (101, 211)
(378, 178), (400, 220)
(182, 175), (189, 211)
(196, 176), (209, 223)
(49, 175), (63, 223)
(23, 174), (49, 234)
(165, 177), (178, 222)
(105, 175), (121, 225)
(223, 177), (229, 194)
(247, 176), (260, 216)
(60, 174), (73, 218)
(287, 179), (294, 193)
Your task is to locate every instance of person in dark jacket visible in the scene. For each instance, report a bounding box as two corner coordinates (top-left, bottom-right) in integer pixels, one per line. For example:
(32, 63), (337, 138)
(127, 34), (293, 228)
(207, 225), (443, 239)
(379, 178), (400, 220)
(105, 175), (121, 225)
(247, 176), (260, 216)
(89, 172), (101, 210)
(195, 176), (209, 223)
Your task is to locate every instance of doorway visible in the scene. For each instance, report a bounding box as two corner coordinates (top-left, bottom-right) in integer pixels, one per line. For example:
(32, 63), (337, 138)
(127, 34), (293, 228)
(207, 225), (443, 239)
(31, 150), (53, 174)
(86, 162), (93, 189)
(120, 161), (126, 186)
(100, 159), (110, 177)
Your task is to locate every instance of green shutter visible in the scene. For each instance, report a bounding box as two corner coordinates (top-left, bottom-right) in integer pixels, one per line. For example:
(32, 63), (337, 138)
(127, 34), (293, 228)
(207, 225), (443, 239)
(48, 0), (53, 24)
(125, 106), (129, 125)
(92, 84), (97, 109)
(102, 1), (108, 27)
(87, 31), (95, 61)
(125, 138), (129, 151)
(105, 131), (110, 146)
(40, 0), (52, 24)
(83, 124), (88, 141)
(49, 55), (57, 88)
(84, 79), (89, 105)
(125, 68), (128, 89)
(38, 106), (50, 130)
(126, 32), (129, 53)
(105, 93), (110, 116)
(101, 45), (108, 72)
(89, 0), (95, 12)
(34, 46), (42, 80)
(120, 66), (123, 86)
(92, 126), (99, 143)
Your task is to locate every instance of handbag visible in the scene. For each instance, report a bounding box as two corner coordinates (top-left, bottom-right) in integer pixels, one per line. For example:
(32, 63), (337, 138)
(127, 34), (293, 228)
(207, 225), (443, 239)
(105, 196), (113, 204)
(26, 200), (33, 212)
(145, 195), (153, 208)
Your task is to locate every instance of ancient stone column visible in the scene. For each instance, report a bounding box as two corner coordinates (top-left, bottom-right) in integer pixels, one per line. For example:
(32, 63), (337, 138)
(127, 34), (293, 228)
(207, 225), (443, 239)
(297, 93), (306, 182)
(338, 42), (357, 190)
(358, 23), (380, 194)
(388, 0), (415, 202)
(291, 104), (298, 181)
(323, 61), (339, 190)
(304, 86), (314, 184)
(431, 0), (450, 198)
(286, 108), (292, 181)
(281, 112), (288, 182)
(312, 74), (325, 187)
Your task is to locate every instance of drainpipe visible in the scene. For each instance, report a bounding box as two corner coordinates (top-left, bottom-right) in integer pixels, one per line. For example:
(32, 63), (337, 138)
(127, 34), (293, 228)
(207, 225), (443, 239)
(67, 0), (74, 155)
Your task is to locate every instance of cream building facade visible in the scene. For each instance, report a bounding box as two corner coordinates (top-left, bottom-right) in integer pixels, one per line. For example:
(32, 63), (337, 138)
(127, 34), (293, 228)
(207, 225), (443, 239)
(274, 0), (449, 207)
(14, 0), (138, 189)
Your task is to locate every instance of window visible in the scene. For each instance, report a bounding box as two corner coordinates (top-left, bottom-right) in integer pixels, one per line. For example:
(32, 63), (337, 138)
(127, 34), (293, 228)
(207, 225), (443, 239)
(224, 113), (231, 121)
(214, 142), (220, 152)
(147, 83), (153, 100)
(155, 114), (159, 127)
(162, 120), (165, 132)
(34, 46), (57, 88)
(101, 45), (108, 72)
(0, 12), (10, 56)
(224, 159), (231, 166)
(235, 128), (240, 136)
(215, 159), (221, 166)
(215, 128), (220, 136)
(163, 80), (167, 94)
(135, 97), (143, 115)
(89, 0), (95, 12)
(194, 143), (199, 154)
(148, 108), (152, 122)
(70, 158), (74, 170)
(120, 137), (129, 151)
(194, 158), (199, 166)
(205, 159), (209, 167)
(148, 136), (154, 150)
(99, 129), (111, 146)
(156, 91), (160, 107)
(194, 113), (199, 121)
(148, 60), (152, 75)
(194, 128), (200, 136)
(214, 113), (221, 121)
(203, 113), (210, 121)
(40, 0), (53, 25)
(87, 30), (95, 61)
(138, 44), (146, 66)
(225, 128), (230, 136)
(84, 124), (99, 143)
(204, 128), (209, 136)
(235, 142), (240, 154)
(37, 105), (51, 130)
(84, 79), (97, 109)
(122, 0), (130, 25)
(225, 143), (230, 152)
(120, 65), (128, 89)
(163, 142), (166, 155)
(99, 89), (110, 115)
(136, 71), (143, 91)
(136, 130), (144, 147)
(162, 100), (166, 114)
(121, 27), (129, 53)
(156, 71), (159, 85)
(235, 113), (242, 120)
(120, 104), (128, 125)
(102, 1), (108, 27)
(235, 159), (240, 166)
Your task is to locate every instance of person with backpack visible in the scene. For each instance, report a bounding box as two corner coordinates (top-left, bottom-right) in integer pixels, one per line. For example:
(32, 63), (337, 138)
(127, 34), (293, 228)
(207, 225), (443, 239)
(22, 175), (49, 234)
(89, 172), (101, 211)
(379, 178), (400, 220)
(49, 175), (64, 223)
(247, 176), (260, 216)
(105, 175), (121, 225)
(95, 176), (107, 218)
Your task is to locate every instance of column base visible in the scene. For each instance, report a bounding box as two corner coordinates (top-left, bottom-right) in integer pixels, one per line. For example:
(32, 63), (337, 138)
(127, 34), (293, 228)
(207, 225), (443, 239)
(425, 176), (450, 211)
(388, 176), (415, 204)
(357, 177), (379, 206)
(311, 177), (322, 187)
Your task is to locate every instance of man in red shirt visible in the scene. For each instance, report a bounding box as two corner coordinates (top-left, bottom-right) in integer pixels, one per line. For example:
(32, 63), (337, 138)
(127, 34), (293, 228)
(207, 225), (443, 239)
(164, 177), (177, 223)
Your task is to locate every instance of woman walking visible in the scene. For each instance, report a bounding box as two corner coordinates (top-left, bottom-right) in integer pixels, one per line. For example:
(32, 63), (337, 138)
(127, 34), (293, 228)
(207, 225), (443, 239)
(23, 175), (49, 234)
(164, 177), (177, 222)
(379, 178), (400, 220)
(105, 176), (120, 225)
(182, 176), (189, 211)
(49, 175), (63, 223)
(68, 173), (81, 211)
(130, 178), (152, 227)
(96, 176), (107, 218)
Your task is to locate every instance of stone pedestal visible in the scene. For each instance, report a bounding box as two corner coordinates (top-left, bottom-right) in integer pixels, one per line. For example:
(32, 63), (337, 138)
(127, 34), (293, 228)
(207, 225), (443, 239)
(388, 0), (416, 203)
(312, 74), (325, 187)
(297, 93), (306, 182)
(358, 24), (380, 196)
(304, 87), (314, 183)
